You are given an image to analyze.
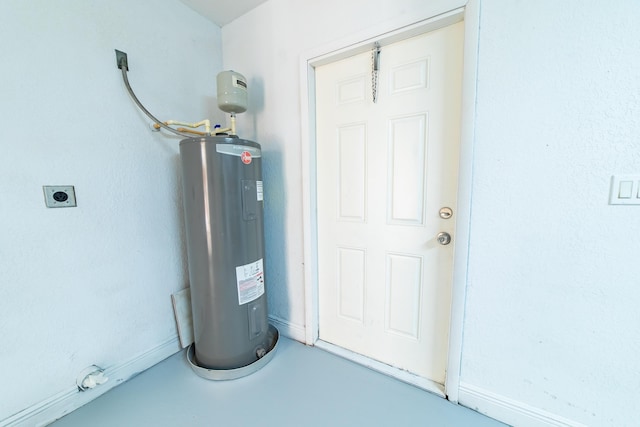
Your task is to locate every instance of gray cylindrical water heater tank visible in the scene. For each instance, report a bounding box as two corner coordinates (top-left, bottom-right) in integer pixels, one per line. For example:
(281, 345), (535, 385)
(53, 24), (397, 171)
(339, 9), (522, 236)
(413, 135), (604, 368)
(180, 136), (271, 371)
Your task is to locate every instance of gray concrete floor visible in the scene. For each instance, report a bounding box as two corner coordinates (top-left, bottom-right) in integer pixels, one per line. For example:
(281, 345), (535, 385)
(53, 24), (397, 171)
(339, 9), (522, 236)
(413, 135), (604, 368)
(52, 337), (506, 426)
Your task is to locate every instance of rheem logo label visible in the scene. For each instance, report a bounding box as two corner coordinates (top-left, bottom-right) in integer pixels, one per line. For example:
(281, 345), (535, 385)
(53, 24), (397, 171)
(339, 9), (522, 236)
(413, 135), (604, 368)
(241, 151), (252, 164)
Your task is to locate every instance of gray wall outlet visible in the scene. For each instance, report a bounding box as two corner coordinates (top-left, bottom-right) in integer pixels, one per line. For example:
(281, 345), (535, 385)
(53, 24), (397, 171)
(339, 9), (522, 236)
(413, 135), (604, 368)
(43, 186), (77, 208)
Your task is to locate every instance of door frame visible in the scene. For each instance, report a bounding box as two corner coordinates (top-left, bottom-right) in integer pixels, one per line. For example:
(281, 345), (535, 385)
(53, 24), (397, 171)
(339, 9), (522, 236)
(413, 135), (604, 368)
(299, 0), (480, 402)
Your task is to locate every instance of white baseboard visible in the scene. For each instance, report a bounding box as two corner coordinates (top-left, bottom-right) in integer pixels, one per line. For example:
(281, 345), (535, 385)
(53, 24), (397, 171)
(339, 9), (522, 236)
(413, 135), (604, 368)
(268, 315), (306, 343)
(1, 336), (180, 427)
(458, 382), (586, 427)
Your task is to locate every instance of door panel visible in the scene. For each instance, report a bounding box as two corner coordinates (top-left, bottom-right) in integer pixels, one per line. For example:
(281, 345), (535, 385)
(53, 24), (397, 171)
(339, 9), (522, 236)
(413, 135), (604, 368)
(337, 247), (366, 322)
(387, 113), (427, 225)
(385, 252), (423, 339)
(337, 124), (367, 221)
(316, 22), (464, 382)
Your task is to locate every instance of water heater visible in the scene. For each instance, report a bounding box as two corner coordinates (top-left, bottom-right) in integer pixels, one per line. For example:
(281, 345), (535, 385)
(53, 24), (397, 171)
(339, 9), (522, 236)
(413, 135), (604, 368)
(180, 136), (277, 378)
(114, 55), (277, 378)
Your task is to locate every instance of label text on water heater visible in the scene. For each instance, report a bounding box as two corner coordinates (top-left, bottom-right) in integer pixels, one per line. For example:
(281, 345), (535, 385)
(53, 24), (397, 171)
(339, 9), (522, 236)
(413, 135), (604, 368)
(241, 151), (252, 164)
(236, 259), (265, 305)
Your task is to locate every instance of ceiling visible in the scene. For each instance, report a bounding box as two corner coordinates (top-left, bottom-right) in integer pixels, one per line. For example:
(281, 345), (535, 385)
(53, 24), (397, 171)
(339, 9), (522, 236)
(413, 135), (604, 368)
(179, 0), (268, 27)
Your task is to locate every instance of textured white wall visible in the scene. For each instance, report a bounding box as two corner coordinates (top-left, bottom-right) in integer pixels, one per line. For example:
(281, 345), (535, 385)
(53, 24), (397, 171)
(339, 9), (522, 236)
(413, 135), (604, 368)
(0, 0), (221, 419)
(223, 0), (640, 426)
(462, 0), (640, 425)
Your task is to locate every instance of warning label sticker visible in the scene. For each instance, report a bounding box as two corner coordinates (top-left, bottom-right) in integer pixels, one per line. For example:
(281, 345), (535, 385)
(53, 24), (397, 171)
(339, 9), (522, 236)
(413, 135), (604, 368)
(236, 259), (265, 305)
(256, 181), (263, 201)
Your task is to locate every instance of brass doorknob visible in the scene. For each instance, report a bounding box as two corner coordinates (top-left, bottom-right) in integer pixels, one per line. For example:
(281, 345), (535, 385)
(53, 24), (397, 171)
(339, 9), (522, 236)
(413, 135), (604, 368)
(439, 207), (453, 219)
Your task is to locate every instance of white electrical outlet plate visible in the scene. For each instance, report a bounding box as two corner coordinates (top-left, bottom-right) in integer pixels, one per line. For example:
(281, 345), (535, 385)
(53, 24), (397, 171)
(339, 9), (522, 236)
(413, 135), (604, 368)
(609, 175), (640, 205)
(43, 186), (77, 208)
(171, 288), (194, 348)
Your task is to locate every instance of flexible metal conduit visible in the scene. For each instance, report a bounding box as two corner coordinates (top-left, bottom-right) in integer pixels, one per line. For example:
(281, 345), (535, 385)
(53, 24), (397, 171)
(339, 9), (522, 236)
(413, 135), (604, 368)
(120, 67), (193, 139)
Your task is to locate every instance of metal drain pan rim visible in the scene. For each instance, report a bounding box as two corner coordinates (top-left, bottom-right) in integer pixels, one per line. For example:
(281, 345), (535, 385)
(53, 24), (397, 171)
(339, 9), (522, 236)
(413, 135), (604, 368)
(186, 324), (279, 380)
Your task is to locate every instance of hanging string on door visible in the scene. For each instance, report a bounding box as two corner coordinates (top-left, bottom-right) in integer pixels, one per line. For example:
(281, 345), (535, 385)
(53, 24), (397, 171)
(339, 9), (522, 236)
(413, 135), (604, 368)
(371, 42), (381, 103)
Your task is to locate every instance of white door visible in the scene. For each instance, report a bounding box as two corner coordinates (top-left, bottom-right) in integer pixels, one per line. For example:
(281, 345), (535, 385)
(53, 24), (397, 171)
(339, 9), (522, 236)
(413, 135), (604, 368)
(316, 22), (464, 383)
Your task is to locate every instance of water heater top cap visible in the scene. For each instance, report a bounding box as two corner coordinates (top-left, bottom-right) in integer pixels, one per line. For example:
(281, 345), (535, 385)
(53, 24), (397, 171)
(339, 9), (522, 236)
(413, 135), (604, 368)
(217, 70), (248, 114)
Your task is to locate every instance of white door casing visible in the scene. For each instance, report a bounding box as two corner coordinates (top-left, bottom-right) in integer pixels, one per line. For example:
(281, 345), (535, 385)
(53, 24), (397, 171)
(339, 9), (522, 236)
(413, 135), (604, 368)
(315, 22), (464, 383)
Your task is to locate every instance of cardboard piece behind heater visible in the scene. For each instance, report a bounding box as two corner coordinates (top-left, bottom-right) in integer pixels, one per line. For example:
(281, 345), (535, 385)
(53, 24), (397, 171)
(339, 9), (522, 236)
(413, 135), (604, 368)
(171, 287), (194, 348)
